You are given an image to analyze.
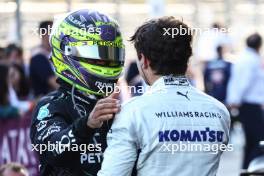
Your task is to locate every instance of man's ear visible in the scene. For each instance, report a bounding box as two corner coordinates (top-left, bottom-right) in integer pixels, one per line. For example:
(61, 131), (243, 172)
(140, 53), (150, 69)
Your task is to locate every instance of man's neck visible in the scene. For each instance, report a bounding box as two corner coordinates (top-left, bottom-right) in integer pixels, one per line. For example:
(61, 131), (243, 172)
(247, 47), (259, 54)
(148, 75), (162, 86)
(41, 42), (51, 53)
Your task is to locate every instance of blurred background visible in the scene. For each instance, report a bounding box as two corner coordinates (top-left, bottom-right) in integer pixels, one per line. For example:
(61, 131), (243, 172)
(1, 0), (264, 62)
(0, 0), (264, 176)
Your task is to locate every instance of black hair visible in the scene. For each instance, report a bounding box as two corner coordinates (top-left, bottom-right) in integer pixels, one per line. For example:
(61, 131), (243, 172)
(246, 33), (262, 51)
(0, 64), (9, 105)
(39, 20), (53, 34)
(5, 43), (23, 58)
(130, 16), (192, 75)
(10, 63), (30, 99)
(212, 22), (221, 29)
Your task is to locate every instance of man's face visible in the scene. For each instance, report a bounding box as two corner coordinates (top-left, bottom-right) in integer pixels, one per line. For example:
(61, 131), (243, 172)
(2, 168), (27, 176)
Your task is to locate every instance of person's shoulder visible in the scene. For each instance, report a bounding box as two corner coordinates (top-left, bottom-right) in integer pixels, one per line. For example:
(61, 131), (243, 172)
(114, 96), (146, 122)
(224, 60), (232, 67)
(0, 105), (19, 119)
(30, 52), (49, 66)
(192, 88), (230, 126)
(192, 87), (229, 113)
(119, 96), (139, 112)
(220, 59), (232, 66)
(112, 95), (148, 130)
(37, 90), (63, 104)
(32, 90), (68, 121)
(120, 94), (149, 110)
(30, 54), (48, 70)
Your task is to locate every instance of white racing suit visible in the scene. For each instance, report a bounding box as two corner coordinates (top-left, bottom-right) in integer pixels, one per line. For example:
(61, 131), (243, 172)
(98, 76), (230, 176)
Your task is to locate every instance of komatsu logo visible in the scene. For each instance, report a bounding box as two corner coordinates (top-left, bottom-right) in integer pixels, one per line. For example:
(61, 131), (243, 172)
(159, 128), (224, 142)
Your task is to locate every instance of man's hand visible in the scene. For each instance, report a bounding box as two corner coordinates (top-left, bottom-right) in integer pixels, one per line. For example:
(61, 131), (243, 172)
(87, 91), (121, 128)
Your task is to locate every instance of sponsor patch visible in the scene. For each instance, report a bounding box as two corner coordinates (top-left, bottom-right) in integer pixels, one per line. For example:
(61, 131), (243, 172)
(41, 125), (61, 141)
(159, 127), (225, 142)
(36, 121), (48, 132)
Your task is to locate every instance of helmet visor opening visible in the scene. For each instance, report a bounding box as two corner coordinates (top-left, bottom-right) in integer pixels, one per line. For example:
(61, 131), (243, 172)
(65, 44), (125, 62)
(72, 56), (124, 67)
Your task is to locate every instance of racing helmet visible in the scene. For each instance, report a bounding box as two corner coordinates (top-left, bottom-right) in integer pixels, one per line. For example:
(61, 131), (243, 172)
(50, 9), (125, 96)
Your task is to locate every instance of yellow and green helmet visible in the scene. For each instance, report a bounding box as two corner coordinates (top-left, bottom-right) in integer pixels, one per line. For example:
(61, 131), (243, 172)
(50, 9), (125, 96)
